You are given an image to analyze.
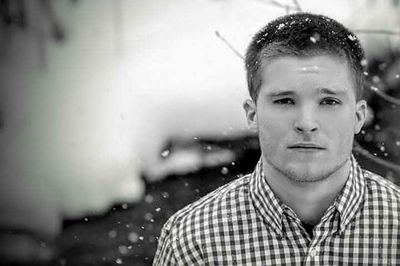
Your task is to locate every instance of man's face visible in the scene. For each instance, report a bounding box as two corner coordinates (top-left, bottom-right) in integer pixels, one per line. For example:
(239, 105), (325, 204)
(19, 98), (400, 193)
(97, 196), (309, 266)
(244, 55), (367, 182)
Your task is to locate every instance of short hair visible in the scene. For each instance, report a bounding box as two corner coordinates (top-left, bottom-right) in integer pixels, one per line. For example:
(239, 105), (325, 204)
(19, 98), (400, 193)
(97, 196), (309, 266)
(245, 12), (366, 102)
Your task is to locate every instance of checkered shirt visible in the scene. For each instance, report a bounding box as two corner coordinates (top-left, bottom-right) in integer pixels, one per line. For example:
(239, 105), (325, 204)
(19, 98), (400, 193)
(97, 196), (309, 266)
(153, 155), (400, 265)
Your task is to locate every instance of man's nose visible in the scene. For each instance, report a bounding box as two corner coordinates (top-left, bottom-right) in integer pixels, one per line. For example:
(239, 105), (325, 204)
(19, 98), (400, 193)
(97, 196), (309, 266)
(293, 106), (319, 134)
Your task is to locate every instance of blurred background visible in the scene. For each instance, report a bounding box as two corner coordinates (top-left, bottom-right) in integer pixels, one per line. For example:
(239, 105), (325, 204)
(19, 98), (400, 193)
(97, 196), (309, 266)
(0, 0), (399, 265)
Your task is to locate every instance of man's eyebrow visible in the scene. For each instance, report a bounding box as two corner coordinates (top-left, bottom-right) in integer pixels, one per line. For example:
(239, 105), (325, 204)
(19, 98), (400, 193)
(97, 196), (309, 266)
(267, 90), (295, 97)
(267, 88), (348, 97)
(319, 87), (346, 95)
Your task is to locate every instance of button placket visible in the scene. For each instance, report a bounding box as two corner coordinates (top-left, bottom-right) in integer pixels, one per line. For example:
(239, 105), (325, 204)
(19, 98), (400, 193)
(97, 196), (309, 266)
(309, 247), (318, 258)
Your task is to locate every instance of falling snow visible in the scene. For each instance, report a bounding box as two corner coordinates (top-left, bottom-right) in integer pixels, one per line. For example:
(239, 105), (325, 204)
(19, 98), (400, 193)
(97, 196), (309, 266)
(348, 34), (357, 41)
(118, 245), (129, 255)
(370, 86), (378, 91)
(277, 23), (286, 30)
(361, 59), (368, 67)
(144, 195), (154, 204)
(309, 33), (320, 43)
(221, 167), (229, 175)
(372, 76), (380, 83)
(144, 213), (154, 221)
(161, 149), (170, 158)
(108, 230), (117, 239)
(128, 232), (139, 243)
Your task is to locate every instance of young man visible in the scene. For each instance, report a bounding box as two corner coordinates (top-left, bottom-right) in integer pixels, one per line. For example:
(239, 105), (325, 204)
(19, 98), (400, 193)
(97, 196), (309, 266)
(153, 13), (400, 265)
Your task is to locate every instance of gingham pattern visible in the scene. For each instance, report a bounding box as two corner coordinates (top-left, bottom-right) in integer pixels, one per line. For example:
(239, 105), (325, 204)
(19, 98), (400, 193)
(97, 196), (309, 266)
(153, 155), (400, 265)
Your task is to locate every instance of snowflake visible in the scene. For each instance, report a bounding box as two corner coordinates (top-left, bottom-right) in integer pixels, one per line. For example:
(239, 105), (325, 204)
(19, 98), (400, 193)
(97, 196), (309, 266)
(161, 149), (170, 157)
(277, 23), (285, 30)
(348, 34), (357, 41)
(360, 59), (368, 67)
(128, 232), (139, 243)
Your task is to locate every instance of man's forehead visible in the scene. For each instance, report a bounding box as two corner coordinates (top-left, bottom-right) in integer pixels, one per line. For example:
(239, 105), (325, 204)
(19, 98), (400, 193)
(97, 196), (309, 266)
(258, 55), (356, 97)
(261, 51), (349, 65)
(260, 54), (350, 75)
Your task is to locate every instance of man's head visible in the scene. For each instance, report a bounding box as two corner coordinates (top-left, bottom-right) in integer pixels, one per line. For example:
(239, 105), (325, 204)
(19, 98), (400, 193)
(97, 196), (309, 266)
(245, 12), (365, 103)
(243, 13), (367, 183)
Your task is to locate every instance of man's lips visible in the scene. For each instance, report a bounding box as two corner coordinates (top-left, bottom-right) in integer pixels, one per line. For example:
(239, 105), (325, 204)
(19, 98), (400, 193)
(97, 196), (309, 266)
(288, 143), (325, 150)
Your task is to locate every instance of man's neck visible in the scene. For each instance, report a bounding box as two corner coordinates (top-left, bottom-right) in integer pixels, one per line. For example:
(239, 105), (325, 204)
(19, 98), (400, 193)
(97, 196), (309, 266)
(263, 159), (350, 225)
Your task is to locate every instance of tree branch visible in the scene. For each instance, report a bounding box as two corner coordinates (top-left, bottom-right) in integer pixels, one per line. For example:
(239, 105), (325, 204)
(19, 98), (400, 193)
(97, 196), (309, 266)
(253, 0), (298, 13)
(215, 31), (244, 60)
(369, 85), (400, 106)
(292, 0), (302, 11)
(354, 141), (400, 174)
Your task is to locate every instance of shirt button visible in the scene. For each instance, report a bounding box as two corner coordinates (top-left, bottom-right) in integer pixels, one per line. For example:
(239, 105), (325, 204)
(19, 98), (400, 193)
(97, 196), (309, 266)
(309, 247), (318, 257)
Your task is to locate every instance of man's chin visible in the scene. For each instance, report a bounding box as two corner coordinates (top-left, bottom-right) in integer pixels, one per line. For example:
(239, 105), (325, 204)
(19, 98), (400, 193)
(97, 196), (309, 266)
(276, 159), (333, 183)
(280, 158), (348, 183)
(283, 167), (330, 183)
(265, 154), (349, 183)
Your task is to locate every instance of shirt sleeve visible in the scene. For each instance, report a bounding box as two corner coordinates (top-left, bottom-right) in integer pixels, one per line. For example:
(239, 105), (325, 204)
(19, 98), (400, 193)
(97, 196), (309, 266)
(153, 221), (178, 266)
(153, 210), (205, 265)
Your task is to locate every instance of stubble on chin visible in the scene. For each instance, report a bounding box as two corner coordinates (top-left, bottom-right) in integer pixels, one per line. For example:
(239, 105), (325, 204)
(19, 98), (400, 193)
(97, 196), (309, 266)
(265, 155), (350, 183)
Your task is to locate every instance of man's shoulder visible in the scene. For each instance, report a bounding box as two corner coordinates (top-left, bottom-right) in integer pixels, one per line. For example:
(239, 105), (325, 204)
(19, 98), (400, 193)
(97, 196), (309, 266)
(153, 174), (254, 264)
(163, 173), (252, 233)
(363, 169), (400, 205)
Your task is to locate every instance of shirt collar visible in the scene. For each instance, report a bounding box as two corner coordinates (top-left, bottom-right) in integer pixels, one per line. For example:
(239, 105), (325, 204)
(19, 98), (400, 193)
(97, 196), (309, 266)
(333, 154), (366, 233)
(249, 154), (366, 236)
(249, 158), (284, 236)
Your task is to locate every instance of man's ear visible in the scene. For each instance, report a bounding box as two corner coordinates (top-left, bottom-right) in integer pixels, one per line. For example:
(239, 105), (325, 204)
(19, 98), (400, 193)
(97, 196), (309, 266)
(243, 99), (258, 132)
(354, 99), (367, 134)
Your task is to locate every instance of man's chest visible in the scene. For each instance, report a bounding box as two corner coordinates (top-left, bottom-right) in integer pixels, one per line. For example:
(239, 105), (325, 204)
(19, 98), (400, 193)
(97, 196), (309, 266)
(196, 214), (400, 265)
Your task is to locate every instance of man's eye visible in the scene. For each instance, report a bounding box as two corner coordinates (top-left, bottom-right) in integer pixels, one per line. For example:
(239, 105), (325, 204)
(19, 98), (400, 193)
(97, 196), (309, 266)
(321, 98), (341, 105)
(273, 98), (295, 104)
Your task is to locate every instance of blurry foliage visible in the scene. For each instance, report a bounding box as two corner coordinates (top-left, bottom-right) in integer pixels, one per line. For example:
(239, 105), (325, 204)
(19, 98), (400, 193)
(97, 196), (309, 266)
(0, 0), (27, 28)
(0, 0), (67, 69)
(355, 50), (400, 180)
(0, 0), (66, 41)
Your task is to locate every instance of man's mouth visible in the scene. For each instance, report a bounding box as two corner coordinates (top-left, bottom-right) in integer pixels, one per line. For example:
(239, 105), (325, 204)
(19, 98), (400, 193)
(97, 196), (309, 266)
(288, 143), (325, 151)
